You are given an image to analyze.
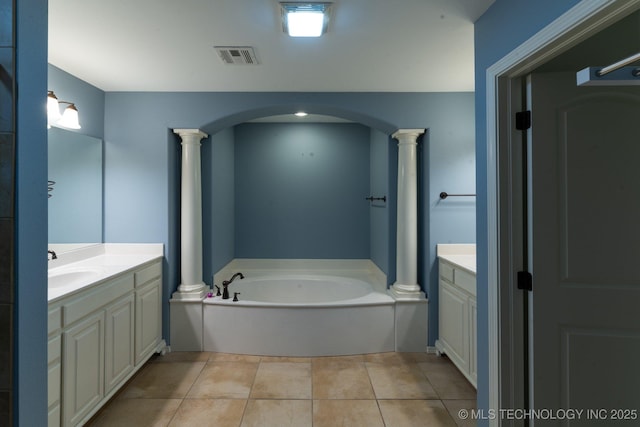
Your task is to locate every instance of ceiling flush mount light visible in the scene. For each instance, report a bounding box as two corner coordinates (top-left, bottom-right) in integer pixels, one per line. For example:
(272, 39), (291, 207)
(281, 2), (332, 37)
(294, 111), (308, 117)
(47, 91), (81, 129)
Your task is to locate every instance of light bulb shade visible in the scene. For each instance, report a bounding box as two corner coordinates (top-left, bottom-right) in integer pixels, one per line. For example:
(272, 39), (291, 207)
(281, 3), (331, 37)
(47, 91), (62, 123)
(57, 104), (81, 129)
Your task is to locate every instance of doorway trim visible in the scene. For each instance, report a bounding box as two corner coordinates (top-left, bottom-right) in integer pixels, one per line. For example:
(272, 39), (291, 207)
(485, 0), (640, 424)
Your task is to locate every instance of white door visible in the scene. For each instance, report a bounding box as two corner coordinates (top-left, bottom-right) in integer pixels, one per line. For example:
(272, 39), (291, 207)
(528, 71), (640, 422)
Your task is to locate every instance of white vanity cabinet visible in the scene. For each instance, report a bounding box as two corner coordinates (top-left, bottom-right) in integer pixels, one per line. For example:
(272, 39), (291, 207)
(435, 258), (477, 388)
(48, 258), (163, 427)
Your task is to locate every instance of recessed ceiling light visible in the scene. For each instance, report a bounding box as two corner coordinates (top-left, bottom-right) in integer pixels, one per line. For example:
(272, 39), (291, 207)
(294, 111), (309, 117)
(280, 3), (332, 38)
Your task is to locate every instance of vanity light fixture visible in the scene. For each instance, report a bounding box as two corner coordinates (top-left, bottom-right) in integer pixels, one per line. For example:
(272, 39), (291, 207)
(280, 2), (332, 37)
(294, 111), (308, 117)
(47, 91), (81, 129)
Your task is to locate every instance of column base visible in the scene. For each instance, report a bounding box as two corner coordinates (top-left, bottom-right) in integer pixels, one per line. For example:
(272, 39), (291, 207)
(394, 297), (428, 352)
(172, 283), (207, 301)
(169, 297), (204, 351)
(390, 283), (425, 300)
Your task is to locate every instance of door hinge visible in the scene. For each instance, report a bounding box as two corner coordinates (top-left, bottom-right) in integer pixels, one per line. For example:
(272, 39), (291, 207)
(515, 110), (531, 130)
(517, 271), (532, 291)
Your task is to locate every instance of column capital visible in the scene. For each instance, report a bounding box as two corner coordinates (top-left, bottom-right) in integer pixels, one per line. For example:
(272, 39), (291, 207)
(173, 128), (209, 142)
(392, 128), (425, 143)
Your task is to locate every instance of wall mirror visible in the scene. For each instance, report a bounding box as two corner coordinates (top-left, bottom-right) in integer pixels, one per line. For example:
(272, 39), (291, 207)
(48, 127), (103, 250)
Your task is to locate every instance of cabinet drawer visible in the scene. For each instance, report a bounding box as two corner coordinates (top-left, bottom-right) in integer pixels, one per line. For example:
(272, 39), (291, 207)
(439, 262), (454, 282)
(135, 262), (162, 288)
(454, 268), (476, 296)
(63, 274), (134, 326)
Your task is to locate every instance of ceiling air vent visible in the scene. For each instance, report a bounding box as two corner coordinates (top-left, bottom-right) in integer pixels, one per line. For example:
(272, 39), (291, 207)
(214, 46), (259, 65)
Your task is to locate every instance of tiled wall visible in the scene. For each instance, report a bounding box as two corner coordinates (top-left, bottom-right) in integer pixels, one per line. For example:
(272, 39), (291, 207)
(0, 0), (15, 423)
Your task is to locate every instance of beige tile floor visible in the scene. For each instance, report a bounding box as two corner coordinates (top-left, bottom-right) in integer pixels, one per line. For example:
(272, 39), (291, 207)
(87, 351), (476, 427)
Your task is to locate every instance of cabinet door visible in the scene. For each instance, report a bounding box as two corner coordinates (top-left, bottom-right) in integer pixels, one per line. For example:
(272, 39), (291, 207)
(439, 279), (469, 372)
(63, 312), (104, 427)
(105, 294), (135, 394)
(468, 295), (477, 387)
(135, 278), (161, 365)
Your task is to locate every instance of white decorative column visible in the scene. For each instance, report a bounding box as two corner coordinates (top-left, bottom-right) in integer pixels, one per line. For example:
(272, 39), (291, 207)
(391, 128), (425, 300)
(173, 128), (208, 300)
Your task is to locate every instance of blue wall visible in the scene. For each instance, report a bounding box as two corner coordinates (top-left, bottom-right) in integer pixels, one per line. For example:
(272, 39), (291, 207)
(369, 129), (390, 274)
(234, 123), (371, 259)
(474, 0), (581, 423)
(205, 122), (392, 278)
(203, 127), (235, 282)
(427, 94), (476, 345)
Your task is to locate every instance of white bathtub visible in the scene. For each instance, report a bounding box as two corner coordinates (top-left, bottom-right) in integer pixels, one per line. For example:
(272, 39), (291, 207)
(203, 274), (396, 356)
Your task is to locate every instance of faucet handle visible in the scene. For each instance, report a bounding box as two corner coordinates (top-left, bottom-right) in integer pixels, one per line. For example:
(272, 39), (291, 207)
(215, 285), (221, 296)
(233, 292), (241, 302)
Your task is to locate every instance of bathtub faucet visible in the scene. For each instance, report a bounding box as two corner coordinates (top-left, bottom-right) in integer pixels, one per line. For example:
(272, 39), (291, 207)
(222, 272), (244, 299)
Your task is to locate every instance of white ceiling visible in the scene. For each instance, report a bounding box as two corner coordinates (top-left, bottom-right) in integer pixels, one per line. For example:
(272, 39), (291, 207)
(48, 0), (494, 93)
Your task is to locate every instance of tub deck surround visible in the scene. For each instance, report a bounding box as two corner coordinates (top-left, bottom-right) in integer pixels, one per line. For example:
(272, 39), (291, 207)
(206, 275), (392, 307)
(47, 243), (164, 302)
(204, 274), (396, 356)
(213, 258), (388, 293)
(171, 259), (429, 354)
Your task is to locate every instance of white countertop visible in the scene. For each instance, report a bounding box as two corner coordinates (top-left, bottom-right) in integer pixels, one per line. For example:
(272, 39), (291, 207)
(48, 244), (163, 302)
(437, 244), (476, 274)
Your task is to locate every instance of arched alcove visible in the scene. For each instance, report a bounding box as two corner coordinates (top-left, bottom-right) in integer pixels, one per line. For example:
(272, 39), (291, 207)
(199, 110), (397, 288)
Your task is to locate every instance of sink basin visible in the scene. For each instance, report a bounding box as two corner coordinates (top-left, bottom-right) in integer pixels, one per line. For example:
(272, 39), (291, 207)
(48, 267), (106, 289)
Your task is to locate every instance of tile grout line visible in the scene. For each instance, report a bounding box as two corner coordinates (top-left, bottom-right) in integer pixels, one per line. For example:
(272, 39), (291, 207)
(237, 356), (263, 426)
(363, 357), (388, 426)
(159, 357), (206, 426)
(310, 358), (315, 426)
